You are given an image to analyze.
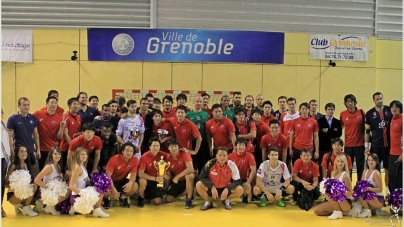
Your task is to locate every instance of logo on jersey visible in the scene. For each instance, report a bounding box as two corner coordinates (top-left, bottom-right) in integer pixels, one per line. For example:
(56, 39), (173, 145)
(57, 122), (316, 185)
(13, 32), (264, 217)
(241, 160), (245, 164)
(379, 120), (387, 129)
(39, 118), (43, 121)
(373, 112), (377, 119)
(52, 121), (56, 125)
(257, 169), (262, 174)
(179, 162), (182, 165)
(308, 124), (312, 128)
(30, 120), (33, 124)
(297, 124), (301, 127)
(226, 170), (229, 174)
(182, 129), (186, 133)
(210, 170), (218, 175)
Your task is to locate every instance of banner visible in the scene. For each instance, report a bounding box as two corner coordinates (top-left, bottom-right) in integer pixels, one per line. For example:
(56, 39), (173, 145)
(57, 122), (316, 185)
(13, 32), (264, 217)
(88, 28), (284, 64)
(309, 34), (369, 61)
(2, 29), (33, 62)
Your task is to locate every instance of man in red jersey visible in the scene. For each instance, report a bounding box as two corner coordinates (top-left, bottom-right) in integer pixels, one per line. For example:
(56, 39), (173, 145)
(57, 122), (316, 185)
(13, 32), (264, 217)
(234, 107), (256, 153)
(196, 147), (243, 210)
(321, 138), (353, 179)
(137, 137), (170, 207)
(228, 138), (256, 204)
(261, 101), (276, 125)
(261, 120), (288, 163)
(289, 102), (319, 165)
(103, 143), (138, 209)
(206, 104), (236, 157)
(39, 90), (64, 116)
(251, 109), (270, 166)
(151, 109), (173, 152)
(339, 94), (365, 181)
(388, 100), (402, 192)
(34, 96), (66, 170)
(164, 138), (195, 209)
(162, 95), (176, 118)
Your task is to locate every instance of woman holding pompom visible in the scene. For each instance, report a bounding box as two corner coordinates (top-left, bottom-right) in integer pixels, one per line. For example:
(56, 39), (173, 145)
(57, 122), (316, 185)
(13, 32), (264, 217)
(314, 154), (353, 220)
(355, 153), (384, 218)
(34, 146), (71, 215)
(5, 146), (38, 216)
(68, 147), (109, 218)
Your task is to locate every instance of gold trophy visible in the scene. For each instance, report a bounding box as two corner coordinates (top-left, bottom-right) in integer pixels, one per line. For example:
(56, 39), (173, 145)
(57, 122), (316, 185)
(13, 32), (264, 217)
(153, 156), (170, 188)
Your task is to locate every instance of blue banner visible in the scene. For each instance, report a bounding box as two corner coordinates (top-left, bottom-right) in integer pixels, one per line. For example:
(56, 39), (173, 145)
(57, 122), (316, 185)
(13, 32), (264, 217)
(88, 28), (284, 64)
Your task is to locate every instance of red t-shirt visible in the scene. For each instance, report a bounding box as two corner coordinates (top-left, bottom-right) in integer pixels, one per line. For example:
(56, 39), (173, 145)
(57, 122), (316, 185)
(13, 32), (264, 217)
(390, 114), (403, 156)
(321, 152), (353, 178)
(138, 151), (170, 177)
(59, 112), (82, 151)
(340, 109), (365, 147)
(68, 134), (102, 155)
(162, 108), (176, 119)
(205, 117), (236, 150)
(254, 121), (270, 146)
(260, 133), (288, 159)
(152, 121), (174, 152)
(40, 106), (65, 117)
(280, 111), (300, 148)
(235, 120), (257, 153)
(292, 159), (320, 183)
(203, 107), (212, 117)
(261, 114), (276, 126)
(33, 110), (62, 151)
(166, 118), (200, 150)
(167, 151), (193, 181)
(228, 151), (256, 181)
(106, 154), (138, 181)
(291, 117), (319, 151)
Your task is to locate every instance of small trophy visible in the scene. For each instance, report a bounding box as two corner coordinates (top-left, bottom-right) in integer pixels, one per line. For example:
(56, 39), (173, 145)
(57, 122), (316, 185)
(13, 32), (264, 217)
(153, 156), (170, 188)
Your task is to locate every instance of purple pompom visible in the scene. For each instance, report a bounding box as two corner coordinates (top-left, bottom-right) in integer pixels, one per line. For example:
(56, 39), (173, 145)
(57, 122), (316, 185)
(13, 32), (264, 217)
(324, 178), (347, 202)
(352, 180), (376, 201)
(388, 188), (403, 208)
(90, 172), (112, 194)
(55, 199), (72, 214)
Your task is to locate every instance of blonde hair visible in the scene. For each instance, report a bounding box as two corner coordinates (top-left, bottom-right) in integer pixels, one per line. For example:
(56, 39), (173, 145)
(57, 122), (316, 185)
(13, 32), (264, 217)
(72, 147), (87, 168)
(331, 154), (349, 178)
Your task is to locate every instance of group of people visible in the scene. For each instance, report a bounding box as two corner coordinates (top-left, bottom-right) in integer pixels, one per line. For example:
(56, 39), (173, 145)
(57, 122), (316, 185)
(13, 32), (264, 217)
(1, 89), (402, 220)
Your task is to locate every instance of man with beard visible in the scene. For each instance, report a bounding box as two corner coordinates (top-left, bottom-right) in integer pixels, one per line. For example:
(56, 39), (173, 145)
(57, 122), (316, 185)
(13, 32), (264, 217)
(309, 99), (324, 120)
(230, 92), (242, 109)
(93, 104), (119, 132)
(273, 96), (288, 120)
(162, 95), (176, 118)
(77, 92), (100, 125)
(221, 95), (235, 123)
(137, 98), (154, 154)
(95, 123), (118, 172)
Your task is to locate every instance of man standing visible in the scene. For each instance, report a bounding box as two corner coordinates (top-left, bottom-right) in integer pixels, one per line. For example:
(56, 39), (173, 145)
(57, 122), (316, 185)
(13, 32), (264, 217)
(309, 99), (324, 120)
(280, 97), (300, 150)
(230, 92), (242, 109)
(137, 98), (154, 154)
(273, 96), (288, 120)
(7, 97), (40, 176)
(152, 98), (162, 110)
(162, 95), (176, 118)
(186, 96), (209, 173)
(108, 100), (120, 119)
(260, 120), (288, 162)
(365, 92), (392, 195)
(116, 100), (145, 160)
(253, 94), (265, 114)
(95, 123), (118, 172)
(93, 104), (119, 132)
(339, 94), (365, 181)
(201, 93), (212, 116)
(221, 95), (235, 123)
(196, 147), (243, 210)
(388, 100), (402, 192)
(234, 107), (256, 154)
(251, 110), (270, 166)
(40, 90), (64, 116)
(77, 92), (100, 125)
(206, 104), (236, 157)
(317, 103), (342, 173)
(261, 101), (277, 125)
(145, 93), (154, 109)
(33, 96), (66, 170)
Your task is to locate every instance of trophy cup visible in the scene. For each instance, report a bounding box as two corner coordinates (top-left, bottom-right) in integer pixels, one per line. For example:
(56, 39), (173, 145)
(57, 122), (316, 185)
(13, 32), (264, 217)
(153, 156), (170, 188)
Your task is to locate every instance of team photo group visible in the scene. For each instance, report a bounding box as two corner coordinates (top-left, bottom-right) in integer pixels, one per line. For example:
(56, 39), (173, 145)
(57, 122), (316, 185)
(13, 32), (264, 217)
(1, 89), (402, 220)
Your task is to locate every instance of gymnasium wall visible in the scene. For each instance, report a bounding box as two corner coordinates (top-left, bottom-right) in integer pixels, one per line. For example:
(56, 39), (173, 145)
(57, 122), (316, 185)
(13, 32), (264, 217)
(1, 29), (402, 117)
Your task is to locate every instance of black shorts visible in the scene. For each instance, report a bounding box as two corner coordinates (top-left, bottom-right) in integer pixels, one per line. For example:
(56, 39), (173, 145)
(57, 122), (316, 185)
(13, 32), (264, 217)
(167, 180), (186, 198)
(371, 146), (390, 169)
(258, 190), (289, 198)
(207, 187), (227, 197)
(144, 180), (162, 200)
(113, 178), (129, 193)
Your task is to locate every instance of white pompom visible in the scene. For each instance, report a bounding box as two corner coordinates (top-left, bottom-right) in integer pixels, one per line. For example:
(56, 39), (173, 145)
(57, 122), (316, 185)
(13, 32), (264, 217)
(343, 200), (363, 217)
(319, 178), (327, 195)
(41, 180), (69, 206)
(73, 187), (100, 215)
(9, 170), (34, 200)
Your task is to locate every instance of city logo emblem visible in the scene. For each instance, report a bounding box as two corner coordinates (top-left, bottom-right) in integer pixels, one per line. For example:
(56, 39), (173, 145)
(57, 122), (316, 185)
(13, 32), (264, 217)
(112, 33), (135, 56)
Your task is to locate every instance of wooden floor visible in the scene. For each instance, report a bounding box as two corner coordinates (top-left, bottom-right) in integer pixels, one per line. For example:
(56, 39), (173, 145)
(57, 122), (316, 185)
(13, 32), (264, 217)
(2, 174), (401, 227)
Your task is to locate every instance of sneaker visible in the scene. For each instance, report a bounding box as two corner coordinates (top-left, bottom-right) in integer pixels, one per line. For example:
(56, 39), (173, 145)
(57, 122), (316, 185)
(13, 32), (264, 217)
(251, 194), (259, 201)
(259, 197), (267, 207)
(375, 209), (390, 216)
(21, 206), (38, 217)
(119, 197), (130, 208)
(69, 206), (76, 216)
(222, 200), (232, 210)
(14, 204), (23, 214)
(93, 207), (109, 218)
(357, 208), (371, 218)
(282, 195), (292, 201)
(137, 196), (145, 208)
(44, 206), (61, 216)
(328, 210), (343, 220)
(185, 198), (193, 209)
(33, 200), (44, 212)
(241, 195), (248, 204)
(290, 200), (297, 206)
(277, 200), (285, 207)
(103, 198), (111, 209)
(200, 202), (214, 211)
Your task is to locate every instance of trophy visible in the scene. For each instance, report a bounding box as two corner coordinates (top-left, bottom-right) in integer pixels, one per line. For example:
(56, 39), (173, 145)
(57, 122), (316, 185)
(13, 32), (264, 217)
(153, 156), (170, 188)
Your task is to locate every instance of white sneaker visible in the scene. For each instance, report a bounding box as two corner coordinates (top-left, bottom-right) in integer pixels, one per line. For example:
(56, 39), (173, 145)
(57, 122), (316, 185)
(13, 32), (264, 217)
(14, 204), (23, 214)
(93, 207), (109, 218)
(21, 206), (38, 217)
(328, 210), (343, 220)
(33, 200), (44, 212)
(357, 208), (371, 218)
(69, 206), (76, 216)
(44, 206), (61, 216)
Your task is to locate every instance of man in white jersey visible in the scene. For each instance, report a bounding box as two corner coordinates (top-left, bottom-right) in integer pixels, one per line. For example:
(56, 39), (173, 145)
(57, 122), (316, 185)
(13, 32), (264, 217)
(253, 147), (295, 207)
(116, 100), (145, 160)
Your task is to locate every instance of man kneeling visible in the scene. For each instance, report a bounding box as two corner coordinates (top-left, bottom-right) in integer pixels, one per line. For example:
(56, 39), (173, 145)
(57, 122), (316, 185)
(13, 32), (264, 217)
(196, 147), (243, 211)
(165, 138), (197, 209)
(253, 147), (295, 207)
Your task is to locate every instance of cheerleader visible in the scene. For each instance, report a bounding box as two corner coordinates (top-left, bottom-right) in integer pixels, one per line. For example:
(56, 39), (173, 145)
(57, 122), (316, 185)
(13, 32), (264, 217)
(356, 153), (384, 218)
(34, 147), (71, 215)
(313, 154), (353, 220)
(68, 147), (109, 218)
(5, 146), (38, 216)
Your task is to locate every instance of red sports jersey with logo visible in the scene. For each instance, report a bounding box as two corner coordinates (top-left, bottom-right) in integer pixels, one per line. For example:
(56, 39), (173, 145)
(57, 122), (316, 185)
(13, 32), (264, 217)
(33, 110), (62, 151)
(261, 114), (276, 126)
(339, 109), (365, 147)
(166, 118), (200, 150)
(68, 134), (102, 155)
(40, 106), (65, 117)
(254, 121), (270, 146)
(260, 133), (288, 158)
(138, 151), (170, 177)
(290, 117), (319, 151)
(280, 111), (300, 148)
(292, 159), (320, 183)
(235, 120), (256, 153)
(167, 151), (193, 181)
(59, 112), (82, 151)
(205, 117), (236, 150)
(106, 154), (138, 181)
(390, 114), (402, 156)
(228, 151), (256, 180)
